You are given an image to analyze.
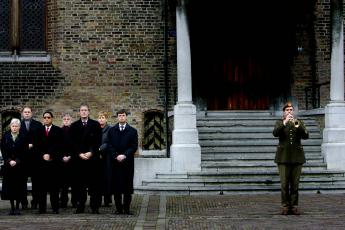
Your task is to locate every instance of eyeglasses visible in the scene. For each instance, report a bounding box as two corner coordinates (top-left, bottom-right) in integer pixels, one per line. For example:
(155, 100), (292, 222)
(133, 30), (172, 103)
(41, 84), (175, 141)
(43, 116), (52, 119)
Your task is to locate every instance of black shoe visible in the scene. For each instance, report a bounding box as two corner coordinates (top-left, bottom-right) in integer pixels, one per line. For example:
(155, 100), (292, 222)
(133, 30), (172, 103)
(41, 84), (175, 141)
(92, 209), (100, 214)
(124, 210), (133, 215)
(60, 203), (67, 208)
(53, 210), (59, 214)
(14, 209), (21, 215)
(21, 204), (28, 210)
(31, 202), (38, 209)
(114, 210), (123, 215)
(74, 208), (84, 214)
(8, 210), (15, 215)
(38, 210), (47, 214)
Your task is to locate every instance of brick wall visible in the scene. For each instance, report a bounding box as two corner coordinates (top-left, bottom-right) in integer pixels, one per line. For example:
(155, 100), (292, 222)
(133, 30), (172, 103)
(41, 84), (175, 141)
(46, 0), (177, 147)
(0, 0), (177, 148)
(314, 0), (331, 108)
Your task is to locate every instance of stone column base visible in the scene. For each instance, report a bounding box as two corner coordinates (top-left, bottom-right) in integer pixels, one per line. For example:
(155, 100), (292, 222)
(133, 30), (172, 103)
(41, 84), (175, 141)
(322, 102), (345, 170)
(170, 103), (201, 172)
(170, 144), (201, 172)
(322, 143), (345, 170)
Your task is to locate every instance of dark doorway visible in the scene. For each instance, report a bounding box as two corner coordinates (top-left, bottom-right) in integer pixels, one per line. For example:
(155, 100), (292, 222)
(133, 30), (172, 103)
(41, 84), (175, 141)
(190, 1), (299, 110)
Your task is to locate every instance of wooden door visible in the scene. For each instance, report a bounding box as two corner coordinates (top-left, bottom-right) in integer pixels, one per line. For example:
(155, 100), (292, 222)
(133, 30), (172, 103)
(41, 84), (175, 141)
(207, 55), (270, 110)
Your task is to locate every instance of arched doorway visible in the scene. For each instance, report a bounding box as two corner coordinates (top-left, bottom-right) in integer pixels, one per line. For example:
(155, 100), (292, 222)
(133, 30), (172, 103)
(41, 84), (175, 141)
(190, 1), (300, 110)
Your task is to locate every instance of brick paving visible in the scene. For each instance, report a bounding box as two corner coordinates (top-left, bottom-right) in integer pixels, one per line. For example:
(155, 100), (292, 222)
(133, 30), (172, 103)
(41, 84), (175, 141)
(0, 193), (344, 229)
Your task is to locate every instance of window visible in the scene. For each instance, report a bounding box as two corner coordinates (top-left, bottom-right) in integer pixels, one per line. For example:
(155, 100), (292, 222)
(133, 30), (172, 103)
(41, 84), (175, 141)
(0, 0), (46, 55)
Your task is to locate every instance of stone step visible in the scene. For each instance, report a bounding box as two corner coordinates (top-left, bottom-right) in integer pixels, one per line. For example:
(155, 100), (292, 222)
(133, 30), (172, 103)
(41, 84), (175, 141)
(201, 162), (326, 168)
(199, 139), (322, 146)
(155, 170), (345, 179)
(138, 112), (345, 195)
(202, 155), (324, 164)
(199, 132), (321, 139)
(198, 126), (321, 133)
(200, 162), (327, 172)
(201, 153), (324, 160)
(197, 120), (317, 127)
(135, 184), (345, 195)
(142, 177), (345, 187)
(201, 146), (321, 153)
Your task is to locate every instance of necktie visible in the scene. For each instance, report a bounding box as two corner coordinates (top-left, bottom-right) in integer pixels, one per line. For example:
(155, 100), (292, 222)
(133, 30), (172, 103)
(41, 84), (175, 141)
(45, 127), (49, 136)
(25, 121), (30, 131)
(120, 125), (124, 131)
(83, 121), (87, 127)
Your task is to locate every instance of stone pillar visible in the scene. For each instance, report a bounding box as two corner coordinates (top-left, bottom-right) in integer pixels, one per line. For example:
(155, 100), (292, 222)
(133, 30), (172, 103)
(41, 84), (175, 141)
(322, 0), (345, 170)
(170, 0), (201, 172)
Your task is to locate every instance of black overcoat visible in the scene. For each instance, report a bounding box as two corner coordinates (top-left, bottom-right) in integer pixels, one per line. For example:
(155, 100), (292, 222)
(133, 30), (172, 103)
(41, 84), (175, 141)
(20, 119), (44, 175)
(0, 131), (28, 200)
(38, 125), (64, 186)
(107, 123), (138, 194)
(69, 119), (102, 186)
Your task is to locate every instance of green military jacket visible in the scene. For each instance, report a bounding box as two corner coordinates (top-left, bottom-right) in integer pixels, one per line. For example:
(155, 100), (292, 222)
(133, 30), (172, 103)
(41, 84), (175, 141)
(273, 119), (309, 164)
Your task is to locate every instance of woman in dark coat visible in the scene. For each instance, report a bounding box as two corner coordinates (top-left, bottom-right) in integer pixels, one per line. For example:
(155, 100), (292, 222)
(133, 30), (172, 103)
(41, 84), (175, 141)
(1, 118), (28, 215)
(98, 111), (112, 207)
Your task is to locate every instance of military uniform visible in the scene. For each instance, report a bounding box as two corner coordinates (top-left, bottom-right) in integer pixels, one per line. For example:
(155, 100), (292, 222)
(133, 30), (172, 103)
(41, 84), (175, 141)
(273, 117), (309, 213)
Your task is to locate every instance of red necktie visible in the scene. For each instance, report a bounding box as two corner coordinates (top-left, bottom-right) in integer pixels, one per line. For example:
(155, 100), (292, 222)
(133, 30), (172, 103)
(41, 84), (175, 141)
(46, 127), (49, 136)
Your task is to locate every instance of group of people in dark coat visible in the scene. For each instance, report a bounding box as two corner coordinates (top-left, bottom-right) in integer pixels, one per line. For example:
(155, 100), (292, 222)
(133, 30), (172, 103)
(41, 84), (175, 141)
(0, 104), (138, 215)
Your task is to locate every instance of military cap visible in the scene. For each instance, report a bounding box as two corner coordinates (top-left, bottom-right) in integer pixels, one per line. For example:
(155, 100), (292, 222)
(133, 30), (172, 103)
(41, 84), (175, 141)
(282, 102), (294, 111)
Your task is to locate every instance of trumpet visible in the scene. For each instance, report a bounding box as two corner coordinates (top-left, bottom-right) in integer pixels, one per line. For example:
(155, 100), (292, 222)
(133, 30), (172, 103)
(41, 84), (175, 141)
(293, 119), (300, 128)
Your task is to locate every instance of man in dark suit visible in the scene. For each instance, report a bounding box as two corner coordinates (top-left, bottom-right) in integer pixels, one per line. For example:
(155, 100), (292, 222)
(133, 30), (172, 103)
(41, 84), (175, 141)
(37, 111), (63, 214)
(69, 104), (102, 214)
(273, 102), (309, 215)
(107, 109), (138, 215)
(20, 106), (44, 210)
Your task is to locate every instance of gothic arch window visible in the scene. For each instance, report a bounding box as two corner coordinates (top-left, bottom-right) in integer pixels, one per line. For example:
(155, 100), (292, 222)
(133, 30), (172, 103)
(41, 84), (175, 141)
(143, 110), (165, 150)
(1, 110), (21, 135)
(0, 0), (46, 55)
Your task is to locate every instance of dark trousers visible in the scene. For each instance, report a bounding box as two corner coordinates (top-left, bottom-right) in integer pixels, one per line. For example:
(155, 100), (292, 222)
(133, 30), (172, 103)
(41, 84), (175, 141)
(278, 164), (302, 208)
(114, 193), (132, 212)
(74, 181), (101, 211)
(22, 175), (38, 208)
(38, 188), (59, 212)
(37, 173), (59, 212)
(60, 184), (77, 207)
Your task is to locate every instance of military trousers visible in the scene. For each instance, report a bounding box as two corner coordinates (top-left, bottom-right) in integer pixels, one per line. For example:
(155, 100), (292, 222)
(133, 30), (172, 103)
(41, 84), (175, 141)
(278, 164), (302, 208)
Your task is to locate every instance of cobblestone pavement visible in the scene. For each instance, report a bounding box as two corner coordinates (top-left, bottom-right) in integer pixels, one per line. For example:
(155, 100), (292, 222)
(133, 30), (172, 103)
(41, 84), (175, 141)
(0, 193), (344, 229)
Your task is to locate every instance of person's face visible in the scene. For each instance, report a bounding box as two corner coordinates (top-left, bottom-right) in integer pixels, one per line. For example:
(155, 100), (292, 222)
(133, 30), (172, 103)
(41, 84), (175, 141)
(283, 106), (294, 118)
(117, 113), (127, 124)
(98, 115), (107, 126)
(10, 123), (20, 134)
(22, 108), (33, 120)
(43, 113), (53, 126)
(62, 115), (72, 127)
(79, 106), (89, 119)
